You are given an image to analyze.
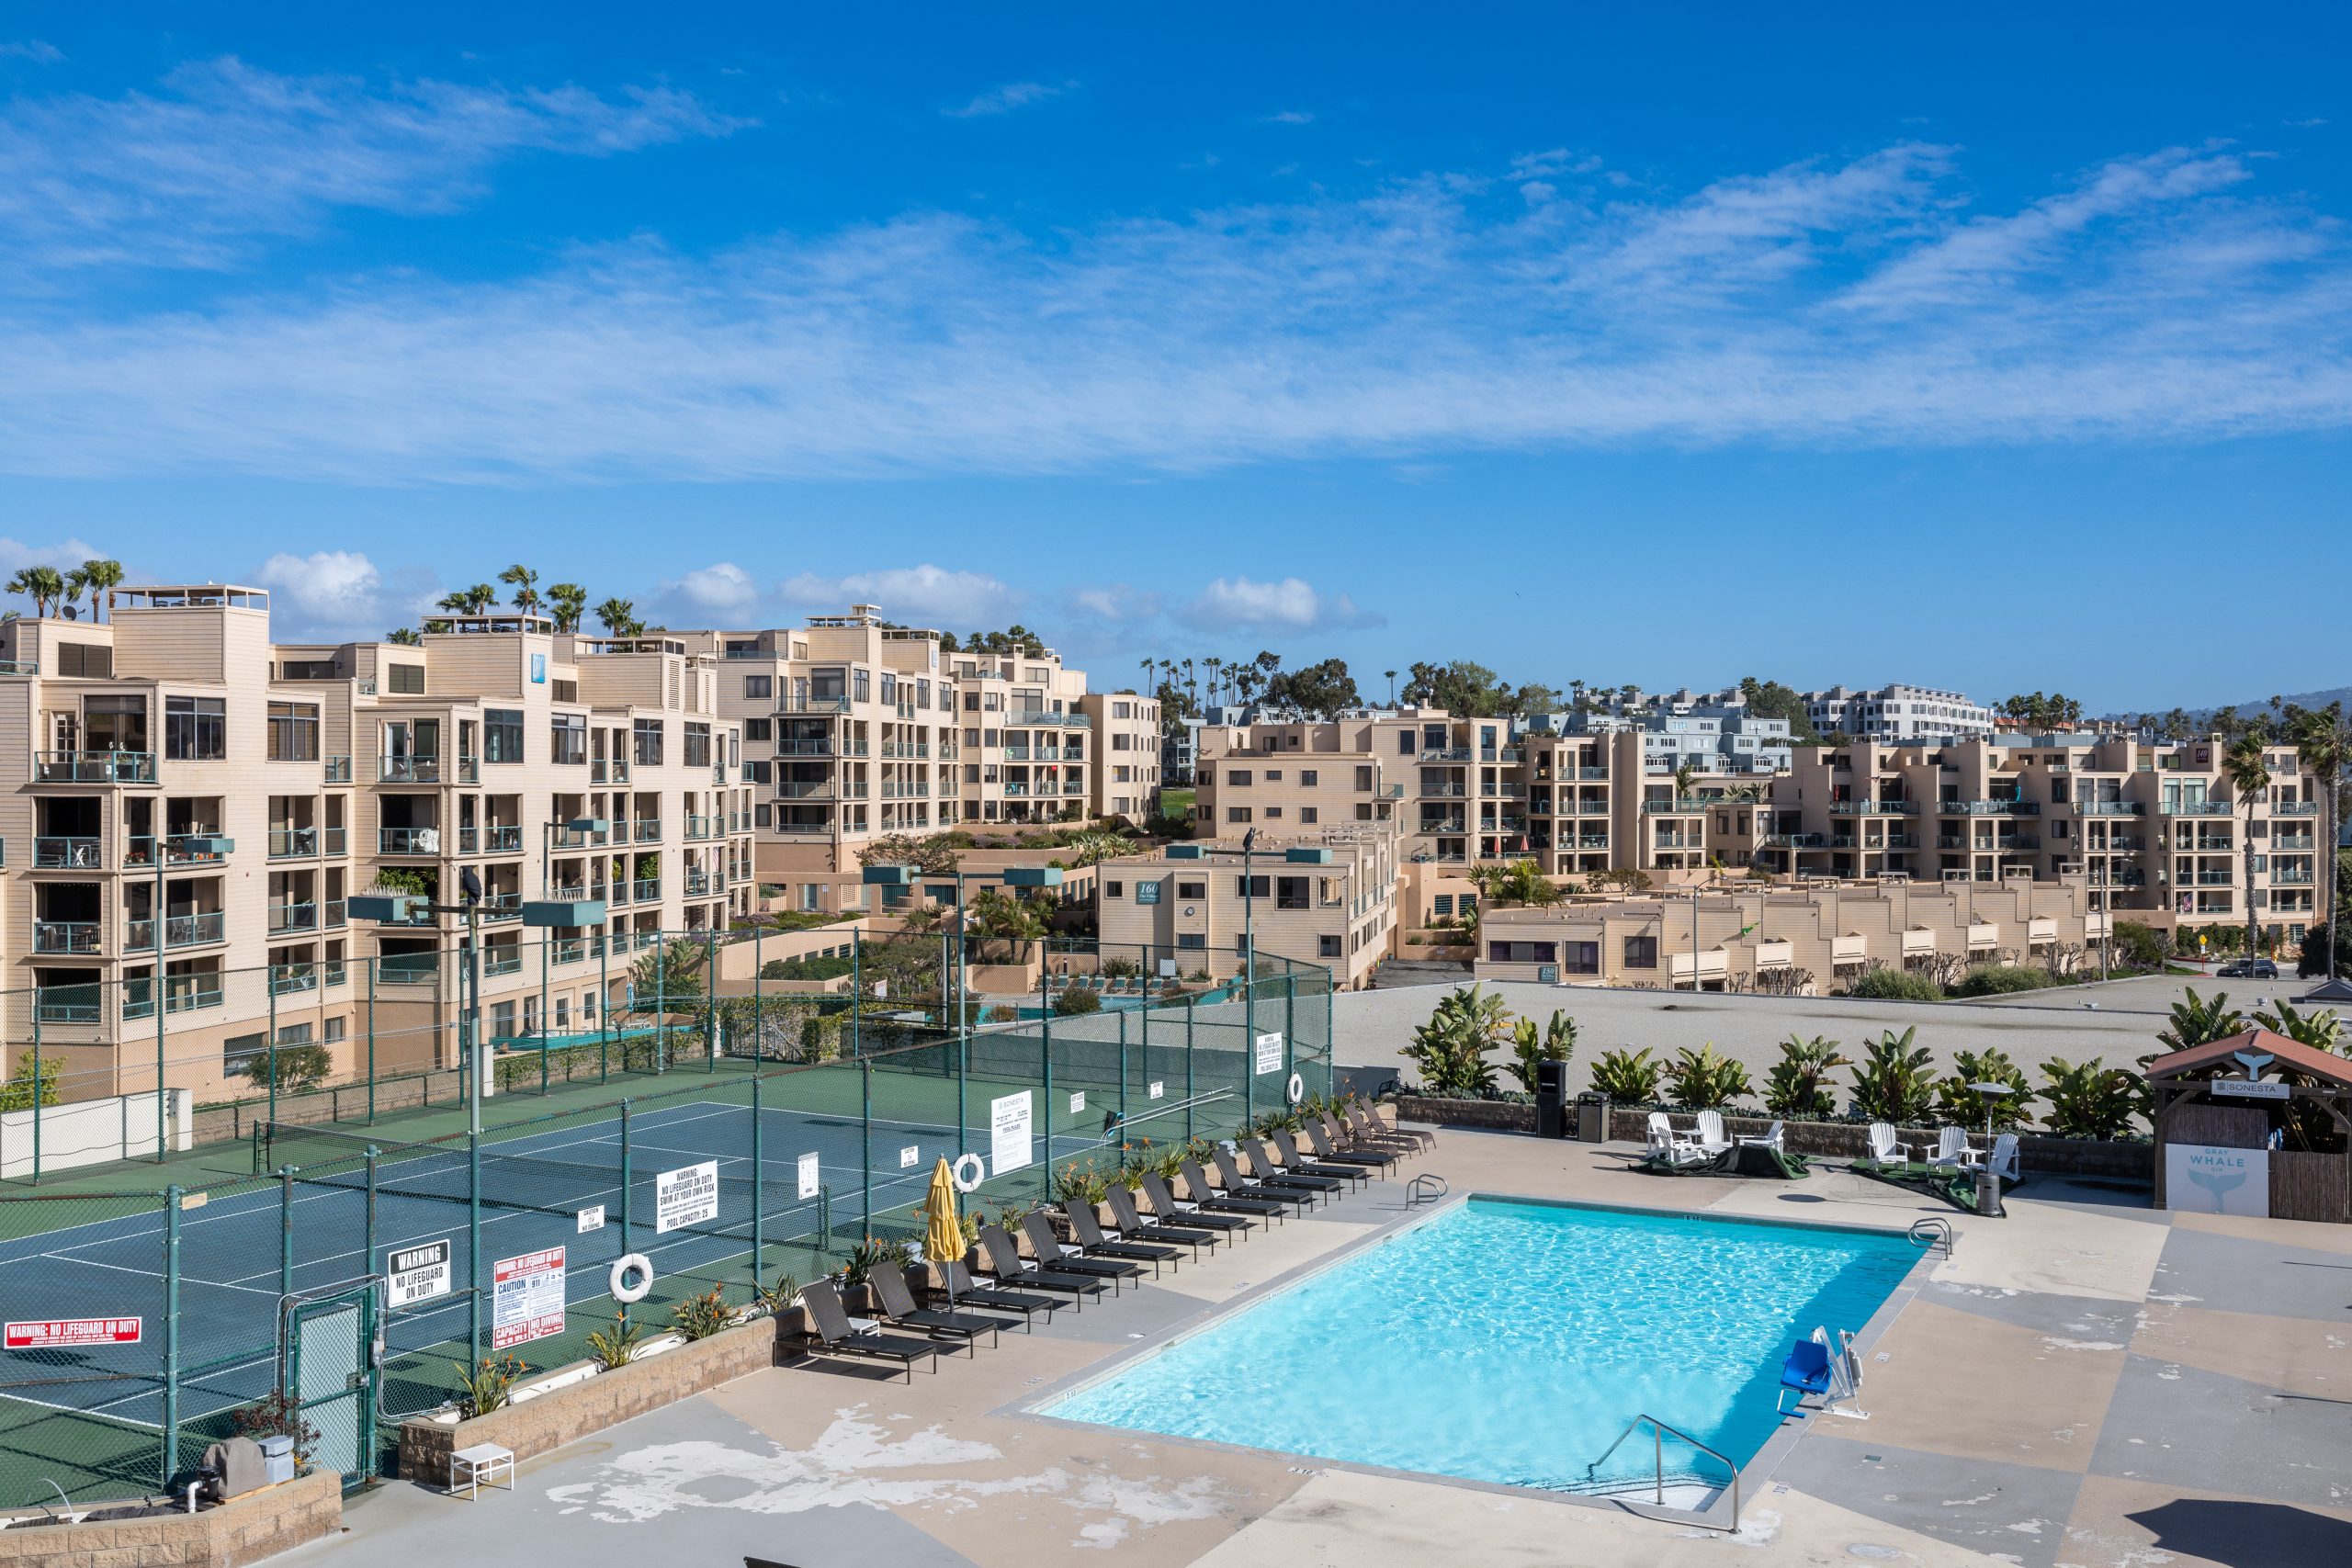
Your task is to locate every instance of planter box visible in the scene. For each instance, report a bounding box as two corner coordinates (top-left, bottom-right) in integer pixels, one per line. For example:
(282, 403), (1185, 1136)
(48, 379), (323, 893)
(0, 1470), (340, 1568)
(1396, 1094), (1534, 1133)
(398, 1317), (780, 1483)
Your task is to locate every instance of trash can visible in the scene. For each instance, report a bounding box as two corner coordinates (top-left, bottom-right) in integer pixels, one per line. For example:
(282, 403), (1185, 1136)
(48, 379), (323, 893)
(1534, 1059), (1569, 1139)
(1973, 1169), (2003, 1218)
(257, 1434), (296, 1485)
(1576, 1093), (1611, 1144)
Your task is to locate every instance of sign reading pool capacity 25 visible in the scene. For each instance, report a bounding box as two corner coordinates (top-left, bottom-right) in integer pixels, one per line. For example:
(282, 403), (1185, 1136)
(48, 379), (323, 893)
(654, 1161), (720, 1234)
(1254, 1032), (1283, 1076)
(990, 1090), (1034, 1176)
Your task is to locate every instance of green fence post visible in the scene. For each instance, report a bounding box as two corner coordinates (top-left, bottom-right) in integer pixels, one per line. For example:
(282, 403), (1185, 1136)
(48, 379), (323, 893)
(751, 1071), (764, 1292)
(654, 931), (667, 1074)
(468, 1126), (483, 1366)
(599, 931), (611, 1084)
(28, 1010), (40, 1184)
(1117, 1009), (1129, 1130)
(618, 1100), (633, 1251)
(266, 976), (279, 1128)
(752, 926), (763, 1070)
(1284, 972), (1297, 1092)
(1040, 1004), (1055, 1202)
(1325, 974), (1336, 1100)
(278, 1166), (295, 1305)
(1184, 993), (1195, 1144)
(860, 1057), (873, 1238)
(851, 930), (862, 1060)
(162, 1187), (181, 1490)
(540, 937), (551, 1096)
(366, 957), (379, 1123)
(366, 1146), (379, 1283)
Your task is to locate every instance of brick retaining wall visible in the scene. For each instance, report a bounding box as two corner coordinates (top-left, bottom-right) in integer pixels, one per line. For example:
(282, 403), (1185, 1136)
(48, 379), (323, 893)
(0, 1470), (341, 1568)
(398, 1316), (781, 1482)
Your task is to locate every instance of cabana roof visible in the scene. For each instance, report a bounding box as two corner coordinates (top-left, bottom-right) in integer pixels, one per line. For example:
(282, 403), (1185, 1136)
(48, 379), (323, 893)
(2143, 1027), (2352, 1092)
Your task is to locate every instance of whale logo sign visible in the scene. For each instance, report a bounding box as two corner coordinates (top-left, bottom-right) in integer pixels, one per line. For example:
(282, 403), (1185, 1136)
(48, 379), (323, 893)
(2166, 1143), (2267, 1217)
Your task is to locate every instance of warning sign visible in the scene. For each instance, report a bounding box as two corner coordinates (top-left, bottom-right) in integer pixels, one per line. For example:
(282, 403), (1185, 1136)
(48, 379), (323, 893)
(491, 1247), (565, 1349)
(5, 1318), (141, 1350)
(385, 1240), (452, 1308)
(654, 1160), (720, 1235)
(1255, 1032), (1284, 1076)
(990, 1091), (1034, 1176)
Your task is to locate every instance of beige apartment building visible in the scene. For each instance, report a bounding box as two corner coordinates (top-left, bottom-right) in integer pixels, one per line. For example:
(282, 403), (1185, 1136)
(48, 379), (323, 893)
(1735, 734), (2324, 943)
(1476, 873), (2113, 990)
(1093, 827), (1399, 989)
(1076, 690), (1161, 824)
(1, 588), (754, 1104)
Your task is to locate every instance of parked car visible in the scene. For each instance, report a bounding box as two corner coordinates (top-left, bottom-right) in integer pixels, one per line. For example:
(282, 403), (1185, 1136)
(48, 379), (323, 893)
(2216, 958), (2278, 978)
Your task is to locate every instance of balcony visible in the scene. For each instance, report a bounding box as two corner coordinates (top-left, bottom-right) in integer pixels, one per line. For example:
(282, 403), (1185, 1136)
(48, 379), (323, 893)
(1480, 747), (1524, 763)
(2095, 869), (2147, 887)
(38, 750), (158, 784)
(122, 976), (225, 1020)
(1001, 783), (1029, 797)
(378, 955), (441, 986)
(2074, 801), (2143, 816)
(480, 892), (524, 922)
(458, 825), (523, 854)
(1995, 835), (2041, 852)
(33, 920), (101, 954)
(33, 836), (103, 869)
(775, 740), (838, 758)
(379, 756), (440, 784)
(634, 818), (663, 842)
(270, 963), (318, 998)
(1421, 747), (1473, 762)
(1941, 800), (2039, 815)
(1065, 782), (1085, 795)
(322, 899), (346, 929)
(268, 901), (319, 933)
(770, 822), (832, 836)
(378, 826), (439, 854)
(775, 780), (835, 798)
(1641, 798), (1710, 814)
(779, 694), (853, 713)
(1759, 832), (1826, 849)
(482, 948), (524, 977)
(268, 827), (319, 858)
(684, 814), (717, 839)
(592, 758), (630, 783)
(123, 834), (232, 870)
(1009, 711), (1090, 728)
(880, 742), (929, 758)
(1419, 818), (1467, 834)
(1829, 801), (1919, 816)
(1576, 833), (1610, 848)
(125, 912), (226, 949)
(2272, 869), (2316, 886)
(1420, 783), (1467, 797)
(632, 877), (661, 903)
(2275, 801), (2320, 816)
(2188, 871), (2234, 886)
(323, 755), (352, 783)
(2159, 801), (2233, 817)
(685, 870), (712, 897)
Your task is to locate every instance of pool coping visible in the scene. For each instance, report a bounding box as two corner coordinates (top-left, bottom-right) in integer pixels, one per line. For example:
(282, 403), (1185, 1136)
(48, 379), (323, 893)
(1001, 1185), (1945, 1534)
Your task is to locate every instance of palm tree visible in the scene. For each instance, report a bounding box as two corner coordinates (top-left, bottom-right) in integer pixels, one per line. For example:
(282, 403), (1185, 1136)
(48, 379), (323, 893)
(1673, 761), (1701, 799)
(1182, 657), (1196, 709)
(2156, 987), (2243, 1052)
(595, 598), (642, 637)
(2221, 730), (2272, 960)
(2289, 705), (2347, 980)
(546, 582), (588, 634)
(1203, 657), (1223, 709)
(1385, 669), (1398, 706)
(386, 626), (424, 646)
(60, 567), (87, 619)
(6, 565), (64, 617)
(74, 558), (124, 622)
(497, 564), (541, 615)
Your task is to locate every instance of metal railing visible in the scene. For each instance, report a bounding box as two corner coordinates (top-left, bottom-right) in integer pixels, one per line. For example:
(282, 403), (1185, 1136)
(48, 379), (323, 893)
(33, 836), (103, 869)
(36, 750), (157, 783)
(1582, 1413), (1739, 1530)
(323, 754), (352, 783)
(379, 755), (439, 783)
(379, 826), (438, 854)
(268, 827), (319, 858)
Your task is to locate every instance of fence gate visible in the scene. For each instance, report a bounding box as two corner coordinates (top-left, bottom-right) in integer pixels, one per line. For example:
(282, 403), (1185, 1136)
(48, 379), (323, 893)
(286, 1285), (379, 1490)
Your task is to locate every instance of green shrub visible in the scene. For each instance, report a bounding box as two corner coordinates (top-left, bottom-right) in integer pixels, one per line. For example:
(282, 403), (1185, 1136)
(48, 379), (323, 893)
(672, 1288), (734, 1341)
(761, 953), (856, 981)
(1505, 1010), (1577, 1095)
(1849, 1027), (1936, 1122)
(1401, 986), (1510, 1099)
(2039, 1057), (2140, 1140)
(244, 1042), (334, 1091)
(1764, 1035), (1850, 1119)
(2111, 919), (2167, 972)
(1053, 987), (1102, 1016)
(0, 1053), (64, 1111)
(1662, 1043), (1751, 1108)
(1846, 965), (1943, 1001)
(1951, 964), (2058, 998)
(1588, 1046), (1662, 1103)
(1937, 1047), (2035, 1128)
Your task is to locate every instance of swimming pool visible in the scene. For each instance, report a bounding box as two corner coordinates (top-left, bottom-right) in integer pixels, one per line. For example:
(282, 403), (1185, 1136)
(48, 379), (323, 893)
(1041, 1196), (1917, 1495)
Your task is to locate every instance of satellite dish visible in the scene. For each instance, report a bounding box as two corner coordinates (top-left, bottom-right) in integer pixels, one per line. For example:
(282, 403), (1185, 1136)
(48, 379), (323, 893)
(61, 605), (78, 621)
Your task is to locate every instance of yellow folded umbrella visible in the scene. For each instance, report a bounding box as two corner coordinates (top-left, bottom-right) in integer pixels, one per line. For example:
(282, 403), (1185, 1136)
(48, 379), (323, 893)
(923, 1157), (964, 1262)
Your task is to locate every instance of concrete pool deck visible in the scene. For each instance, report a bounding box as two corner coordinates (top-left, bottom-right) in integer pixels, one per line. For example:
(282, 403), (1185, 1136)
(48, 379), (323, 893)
(287, 1126), (2352, 1568)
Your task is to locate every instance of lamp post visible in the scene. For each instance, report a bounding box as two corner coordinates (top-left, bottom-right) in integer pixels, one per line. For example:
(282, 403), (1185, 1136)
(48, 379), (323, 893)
(1167, 835), (1330, 1127)
(152, 832), (233, 1162)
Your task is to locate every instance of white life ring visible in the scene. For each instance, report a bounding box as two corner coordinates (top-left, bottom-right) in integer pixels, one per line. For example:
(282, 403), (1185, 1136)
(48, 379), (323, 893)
(609, 1253), (654, 1304)
(1285, 1072), (1306, 1106)
(951, 1153), (987, 1193)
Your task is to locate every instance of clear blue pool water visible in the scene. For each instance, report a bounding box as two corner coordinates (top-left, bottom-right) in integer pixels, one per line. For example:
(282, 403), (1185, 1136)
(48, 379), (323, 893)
(1042, 1196), (1916, 1493)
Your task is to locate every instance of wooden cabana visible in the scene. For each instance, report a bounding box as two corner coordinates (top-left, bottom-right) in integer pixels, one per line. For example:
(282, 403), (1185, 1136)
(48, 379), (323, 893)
(2146, 1026), (2352, 1224)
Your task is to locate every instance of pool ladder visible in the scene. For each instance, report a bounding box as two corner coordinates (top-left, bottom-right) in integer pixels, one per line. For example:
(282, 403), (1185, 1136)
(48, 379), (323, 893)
(1583, 1413), (1740, 1532)
(1907, 1216), (1955, 1257)
(1405, 1173), (1449, 1208)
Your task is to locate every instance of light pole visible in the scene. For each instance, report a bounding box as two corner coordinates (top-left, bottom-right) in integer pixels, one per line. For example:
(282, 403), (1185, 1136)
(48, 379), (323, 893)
(151, 831), (233, 1161)
(1166, 833), (1330, 1129)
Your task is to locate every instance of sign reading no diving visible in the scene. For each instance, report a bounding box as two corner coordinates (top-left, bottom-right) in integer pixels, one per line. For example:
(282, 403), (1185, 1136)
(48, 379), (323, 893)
(386, 1240), (452, 1308)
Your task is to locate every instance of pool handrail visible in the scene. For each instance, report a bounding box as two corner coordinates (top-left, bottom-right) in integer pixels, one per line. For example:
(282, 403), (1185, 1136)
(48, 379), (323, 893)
(1583, 1412), (1740, 1531)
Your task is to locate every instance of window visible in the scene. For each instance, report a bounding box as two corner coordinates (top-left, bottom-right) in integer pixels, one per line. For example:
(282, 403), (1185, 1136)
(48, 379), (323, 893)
(550, 712), (587, 765)
(1265, 806), (1283, 818)
(552, 679), (578, 704)
(1397, 730), (1416, 755)
(55, 642), (112, 679)
(743, 717), (771, 742)
(1235, 874), (1270, 898)
(744, 674), (772, 699)
(322, 1016), (345, 1043)
(1227, 770), (1252, 786)
(1433, 895), (1453, 915)
(1277, 876), (1309, 910)
(1265, 769), (1283, 781)
(492, 1000), (516, 1040)
(1487, 941), (1557, 964)
(484, 708), (525, 763)
(267, 701), (320, 761)
(164, 696), (226, 760)
(1301, 770), (1318, 786)
(386, 664), (424, 694)
(1319, 935), (1343, 958)
(1177, 881), (1205, 900)
(854, 669), (872, 705)
(1563, 941), (1600, 974)
(1177, 932), (1207, 951)
(634, 718), (664, 766)
(1227, 807), (1253, 824)
(1623, 934), (1658, 969)
(1105, 881), (1125, 898)
(684, 722), (713, 768)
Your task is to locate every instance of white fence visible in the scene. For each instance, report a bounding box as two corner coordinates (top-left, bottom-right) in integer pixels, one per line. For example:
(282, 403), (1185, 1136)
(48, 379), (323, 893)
(0, 1089), (192, 1179)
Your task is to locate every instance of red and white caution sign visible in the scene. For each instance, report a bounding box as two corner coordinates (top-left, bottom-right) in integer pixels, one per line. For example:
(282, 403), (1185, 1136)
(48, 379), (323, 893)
(6, 1318), (143, 1350)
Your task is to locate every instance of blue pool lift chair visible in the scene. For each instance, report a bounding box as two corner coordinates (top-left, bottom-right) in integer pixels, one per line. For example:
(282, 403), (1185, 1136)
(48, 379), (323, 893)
(1776, 1337), (1836, 1416)
(1779, 1327), (1871, 1420)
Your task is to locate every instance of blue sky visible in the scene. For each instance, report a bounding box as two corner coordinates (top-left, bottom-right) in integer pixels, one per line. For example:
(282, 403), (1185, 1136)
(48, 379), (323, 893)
(1, 4), (2346, 711)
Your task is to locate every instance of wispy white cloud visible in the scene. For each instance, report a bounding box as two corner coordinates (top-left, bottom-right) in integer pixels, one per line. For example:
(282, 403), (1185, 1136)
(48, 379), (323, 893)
(249, 547), (435, 639)
(1181, 576), (1383, 634)
(657, 560), (762, 620)
(0, 56), (745, 274)
(0, 535), (106, 576)
(0, 141), (2345, 479)
(943, 81), (1073, 118)
(0, 40), (62, 65)
(1261, 109), (1313, 126)
(776, 564), (1023, 628)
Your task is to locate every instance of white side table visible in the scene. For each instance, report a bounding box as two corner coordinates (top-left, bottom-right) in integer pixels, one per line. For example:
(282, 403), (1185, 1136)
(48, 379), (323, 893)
(449, 1441), (514, 1500)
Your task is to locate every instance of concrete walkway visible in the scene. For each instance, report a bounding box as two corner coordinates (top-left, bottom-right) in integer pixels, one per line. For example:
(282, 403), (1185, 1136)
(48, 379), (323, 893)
(286, 1128), (2352, 1568)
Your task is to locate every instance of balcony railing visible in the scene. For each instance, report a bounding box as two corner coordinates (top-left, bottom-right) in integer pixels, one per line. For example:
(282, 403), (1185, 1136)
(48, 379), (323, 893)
(379, 955), (441, 986)
(2276, 801), (2320, 816)
(684, 815), (717, 839)
(2159, 801), (2233, 816)
(458, 825), (522, 854)
(2272, 869), (2316, 885)
(270, 963), (318, 998)
(122, 977), (226, 1020)
(379, 756), (440, 783)
(1941, 800), (2041, 815)
(323, 754), (352, 783)
(268, 827), (319, 858)
(634, 819), (663, 842)
(779, 693), (853, 713)
(379, 826), (440, 854)
(2273, 834), (2316, 851)
(123, 834), (232, 869)
(685, 871), (712, 897)
(1829, 800), (1919, 815)
(1421, 748), (1472, 762)
(125, 912), (226, 949)
(592, 758), (630, 783)
(33, 836), (103, 869)
(1641, 798), (1711, 814)
(1010, 711), (1090, 728)
(322, 898), (346, 929)
(1576, 833), (1610, 848)
(1420, 783), (1467, 797)
(632, 877), (661, 902)
(1419, 818), (1467, 834)
(33, 920), (101, 954)
(38, 750), (158, 784)
(880, 742), (930, 758)
(2074, 801), (2142, 816)
(482, 949), (524, 977)
(268, 901), (319, 933)
(1759, 832), (1826, 849)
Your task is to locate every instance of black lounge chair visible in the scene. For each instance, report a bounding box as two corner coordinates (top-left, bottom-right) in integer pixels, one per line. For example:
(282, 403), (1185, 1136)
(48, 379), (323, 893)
(1351, 1103), (1431, 1153)
(1019, 1212), (1144, 1291)
(1139, 1171), (1255, 1238)
(1272, 1128), (1372, 1190)
(937, 1257), (1059, 1330)
(977, 1223), (1107, 1306)
(1326, 1109), (1413, 1161)
(1223, 1152), (1336, 1213)
(1305, 1117), (1397, 1172)
(1178, 1156), (1291, 1222)
(866, 1262), (1008, 1351)
(798, 1280), (939, 1381)
(1247, 1136), (1348, 1201)
(1063, 1199), (1182, 1274)
(1103, 1183), (1219, 1256)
